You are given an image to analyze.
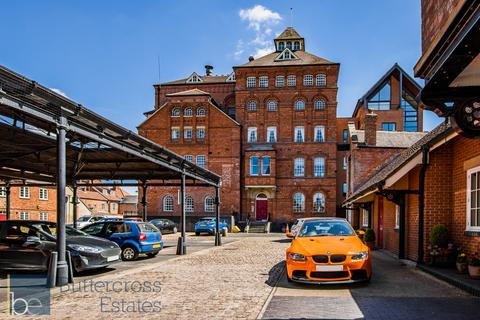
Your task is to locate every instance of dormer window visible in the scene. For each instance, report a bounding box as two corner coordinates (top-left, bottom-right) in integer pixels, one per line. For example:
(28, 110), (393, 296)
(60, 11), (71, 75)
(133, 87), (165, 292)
(186, 72), (203, 83)
(286, 41), (292, 50)
(171, 108), (181, 117)
(278, 42), (285, 51)
(275, 48), (298, 61)
(293, 41), (300, 51)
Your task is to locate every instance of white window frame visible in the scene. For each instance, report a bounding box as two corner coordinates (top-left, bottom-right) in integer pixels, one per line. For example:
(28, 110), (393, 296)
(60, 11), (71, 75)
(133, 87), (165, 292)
(184, 127), (193, 140)
(314, 99), (326, 110)
(204, 196), (215, 212)
(316, 74), (327, 87)
(184, 108), (193, 117)
(171, 108), (181, 117)
(314, 157), (325, 177)
(343, 156), (347, 170)
(185, 155), (193, 162)
(0, 187), (5, 197)
(250, 156), (259, 176)
(294, 126), (304, 143)
(303, 75), (313, 86)
(39, 212), (48, 221)
(19, 186), (30, 199)
(267, 127), (277, 143)
(467, 166), (480, 231)
(362, 209), (369, 227)
(247, 127), (257, 143)
(294, 100), (305, 111)
(259, 76), (268, 88)
(267, 100), (278, 112)
(395, 205), (400, 229)
(185, 196), (194, 213)
(171, 127), (180, 140)
(347, 210), (353, 224)
(39, 188), (48, 201)
(20, 211), (30, 220)
(275, 76), (285, 87)
(314, 125), (325, 142)
(293, 192), (305, 212)
(287, 75), (296, 86)
(196, 126), (206, 139)
(261, 156), (271, 176)
(294, 158), (305, 177)
(163, 196), (174, 212)
(313, 193), (325, 213)
(196, 155), (206, 168)
(196, 108), (206, 117)
(247, 100), (257, 112)
(247, 77), (256, 88)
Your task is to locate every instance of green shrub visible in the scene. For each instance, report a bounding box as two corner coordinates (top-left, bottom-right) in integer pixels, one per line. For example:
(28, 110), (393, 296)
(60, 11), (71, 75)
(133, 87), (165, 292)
(469, 255), (480, 266)
(430, 224), (449, 248)
(363, 228), (376, 242)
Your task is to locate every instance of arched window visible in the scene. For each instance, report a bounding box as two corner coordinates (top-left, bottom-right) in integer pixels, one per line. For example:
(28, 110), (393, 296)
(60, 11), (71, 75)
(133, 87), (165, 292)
(313, 193), (326, 213)
(247, 100), (257, 112)
(204, 196), (215, 212)
(293, 192), (305, 212)
(163, 195), (174, 212)
(316, 74), (327, 87)
(185, 196), (194, 213)
(171, 108), (181, 117)
(184, 108), (193, 117)
(286, 41), (292, 49)
(196, 108), (206, 117)
(267, 100), (278, 111)
(293, 41), (300, 51)
(294, 100), (305, 111)
(314, 99), (326, 110)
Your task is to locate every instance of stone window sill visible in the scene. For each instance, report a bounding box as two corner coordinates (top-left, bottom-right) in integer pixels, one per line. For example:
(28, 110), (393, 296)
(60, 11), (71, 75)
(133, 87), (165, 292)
(464, 230), (480, 237)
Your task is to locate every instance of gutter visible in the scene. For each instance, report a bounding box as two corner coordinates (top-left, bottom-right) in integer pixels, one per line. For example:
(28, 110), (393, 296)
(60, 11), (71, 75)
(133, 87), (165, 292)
(418, 143), (430, 264)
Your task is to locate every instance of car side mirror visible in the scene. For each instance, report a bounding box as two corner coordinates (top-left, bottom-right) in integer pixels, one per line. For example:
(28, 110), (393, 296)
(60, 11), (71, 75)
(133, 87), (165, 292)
(286, 232), (293, 238)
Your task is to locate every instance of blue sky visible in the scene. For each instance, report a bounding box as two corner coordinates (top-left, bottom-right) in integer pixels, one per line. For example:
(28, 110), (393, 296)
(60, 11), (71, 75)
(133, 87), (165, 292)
(0, 0), (441, 130)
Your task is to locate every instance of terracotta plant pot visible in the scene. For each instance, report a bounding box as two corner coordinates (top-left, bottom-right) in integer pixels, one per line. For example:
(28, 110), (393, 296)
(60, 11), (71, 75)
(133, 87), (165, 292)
(456, 262), (467, 274)
(468, 265), (480, 279)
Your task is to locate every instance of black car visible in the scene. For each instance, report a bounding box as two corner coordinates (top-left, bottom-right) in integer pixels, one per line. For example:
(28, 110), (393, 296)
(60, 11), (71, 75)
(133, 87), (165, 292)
(149, 219), (177, 234)
(0, 220), (121, 273)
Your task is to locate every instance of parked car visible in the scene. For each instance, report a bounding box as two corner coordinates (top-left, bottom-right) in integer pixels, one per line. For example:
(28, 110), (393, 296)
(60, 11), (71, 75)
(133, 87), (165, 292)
(194, 217), (228, 236)
(286, 218), (372, 284)
(290, 217), (318, 237)
(97, 217), (123, 223)
(81, 221), (163, 261)
(149, 219), (177, 234)
(76, 215), (104, 229)
(0, 220), (121, 273)
(124, 217), (143, 222)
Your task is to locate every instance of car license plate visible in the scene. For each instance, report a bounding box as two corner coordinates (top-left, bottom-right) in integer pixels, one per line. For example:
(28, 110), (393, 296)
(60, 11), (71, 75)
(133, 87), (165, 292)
(153, 244), (161, 248)
(107, 255), (119, 262)
(200, 224), (206, 226)
(315, 265), (343, 272)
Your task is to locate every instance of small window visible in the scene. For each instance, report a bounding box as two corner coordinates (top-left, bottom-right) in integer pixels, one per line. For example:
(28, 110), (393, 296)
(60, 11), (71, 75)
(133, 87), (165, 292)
(39, 212), (48, 221)
(259, 76), (268, 88)
(294, 100), (305, 111)
(343, 156), (347, 170)
(185, 155), (193, 162)
(294, 126), (304, 143)
(303, 75), (313, 86)
(381, 122), (396, 131)
(316, 74), (326, 87)
(467, 166), (480, 231)
(275, 76), (285, 87)
(247, 101), (257, 112)
(314, 126), (325, 142)
(293, 41), (300, 51)
(362, 209), (369, 227)
(205, 197), (215, 212)
(196, 108), (206, 117)
(267, 127), (277, 143)
(343, 129), (348, 143)
(314, 99), (326, 110)
(262, 157), (271, 176)
(313, 193), (325, 213)
(196, 127), (206, 139)
(20, 212), (30, 220)
(184, 127), (193, 140)
(39, 188), (48, 200)
(343, 183), (348, 195)
(184, 108), (193, 117)
(293, 193), (305, 212)
(0, 187), (5, 197)
(247, 77), (256, 88)
(196, 155), (206, 168)
(163, 196), (174, 212)
(248, 127), (257, 143)
(314, 157), (325, 177)
(294, 158), (305, 177)
(287, 75), (296, 86)
(278, 42), (285, 51)
(185, 196), (194, 213)
(267, 100), (278, 112)
(250, 157), (259, 176)
(286, 41), (292, 50)
(171, 108), (181, 117)
(19, 187), (30, 199)
(395, 205), (400, 229)
(171, 127), (180, 140)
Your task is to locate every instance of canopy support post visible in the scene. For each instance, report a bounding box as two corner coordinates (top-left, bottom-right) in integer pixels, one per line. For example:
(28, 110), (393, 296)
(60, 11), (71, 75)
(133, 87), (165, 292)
(56, 116), (68, 286)
(214, 186), (221, 246)
(141, 181), (148, 221)
(176, 174), (186, 255)
(72, 183), (78, 229)
(5, 181), (11, 220)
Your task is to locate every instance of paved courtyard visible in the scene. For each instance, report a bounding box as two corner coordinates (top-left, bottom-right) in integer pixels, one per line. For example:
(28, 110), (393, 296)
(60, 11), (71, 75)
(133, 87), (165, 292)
(3, 234), (480, 320)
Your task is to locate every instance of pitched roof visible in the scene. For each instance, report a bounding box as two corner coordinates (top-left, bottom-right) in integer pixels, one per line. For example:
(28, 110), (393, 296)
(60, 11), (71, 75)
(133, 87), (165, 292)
(345, 121), (453, 204)
(348, 123), (427, 148)
(77, 190), (108, 201)
(166, 89), (210, 97)
(236, 50), (335, 68)
(160, 75), (231, 86)
(275, 27), (303, 40)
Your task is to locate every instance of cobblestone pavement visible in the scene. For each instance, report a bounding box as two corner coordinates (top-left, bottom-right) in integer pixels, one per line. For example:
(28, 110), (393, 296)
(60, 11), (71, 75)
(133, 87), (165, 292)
(261, 250), (480, 320)
(20, 234), (287, 320)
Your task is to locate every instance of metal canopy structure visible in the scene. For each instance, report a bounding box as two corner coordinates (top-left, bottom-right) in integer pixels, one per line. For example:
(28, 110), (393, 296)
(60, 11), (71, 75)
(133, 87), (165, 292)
(0, 65), (222, 286)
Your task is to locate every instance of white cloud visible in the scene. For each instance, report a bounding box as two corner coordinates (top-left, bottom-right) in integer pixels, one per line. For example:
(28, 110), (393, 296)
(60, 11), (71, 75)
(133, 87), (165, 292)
(234, 5), (283, 60)
(50, 88), (69, 98)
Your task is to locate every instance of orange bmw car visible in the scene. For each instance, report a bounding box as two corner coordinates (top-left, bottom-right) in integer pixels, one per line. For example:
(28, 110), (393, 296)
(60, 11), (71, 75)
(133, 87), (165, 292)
(286, 218), (372, 284)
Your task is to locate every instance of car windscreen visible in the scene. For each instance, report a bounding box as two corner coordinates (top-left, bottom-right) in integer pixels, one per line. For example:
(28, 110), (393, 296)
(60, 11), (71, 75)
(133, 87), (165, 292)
(298, 220), (355, 237)
(31, 223), (89, 237)
(77, 216), (91, 222)
(198, 218), (214, 223)
(138, 223), (158, 233)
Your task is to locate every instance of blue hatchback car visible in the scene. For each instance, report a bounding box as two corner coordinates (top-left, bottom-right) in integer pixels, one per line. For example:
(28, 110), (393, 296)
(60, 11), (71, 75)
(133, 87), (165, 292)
(81, 221), (163, 261)
(194, 217), (228, 236)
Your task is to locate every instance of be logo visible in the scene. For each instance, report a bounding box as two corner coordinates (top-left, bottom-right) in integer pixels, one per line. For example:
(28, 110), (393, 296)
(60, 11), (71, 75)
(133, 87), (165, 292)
(8, 274), (50, 316)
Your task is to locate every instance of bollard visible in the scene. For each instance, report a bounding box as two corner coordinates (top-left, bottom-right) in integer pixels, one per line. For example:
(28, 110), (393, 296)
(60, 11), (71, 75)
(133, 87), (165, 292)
(47, 252), (58, 288)
(66, 251), (74, 284)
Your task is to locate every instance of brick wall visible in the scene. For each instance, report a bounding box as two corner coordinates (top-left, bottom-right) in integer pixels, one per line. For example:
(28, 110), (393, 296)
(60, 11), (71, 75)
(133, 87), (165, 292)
(0, 186), (57, 222)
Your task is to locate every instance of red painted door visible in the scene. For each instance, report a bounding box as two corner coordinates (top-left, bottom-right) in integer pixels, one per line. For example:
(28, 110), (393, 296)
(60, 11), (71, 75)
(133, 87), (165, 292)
(378, 197), (384, 248)
(256, 200), (268, 221)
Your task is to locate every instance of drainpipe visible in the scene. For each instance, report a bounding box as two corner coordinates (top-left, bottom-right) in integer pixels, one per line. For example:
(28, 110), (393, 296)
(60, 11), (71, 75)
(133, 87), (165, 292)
(418, 144), (430, 264)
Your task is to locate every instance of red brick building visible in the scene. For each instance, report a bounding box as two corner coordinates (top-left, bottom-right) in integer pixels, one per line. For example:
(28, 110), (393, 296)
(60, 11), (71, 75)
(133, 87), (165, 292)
(0, 185), (57, 222)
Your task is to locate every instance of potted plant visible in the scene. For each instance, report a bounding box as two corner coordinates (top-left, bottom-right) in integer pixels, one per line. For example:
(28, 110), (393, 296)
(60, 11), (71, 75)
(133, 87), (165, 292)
(363, 228), (375, 250)
(456, 253), (468, 274)
(429, 224), (450, 266)
(356, 228), (365, 240)
(468, 254), (480, 279)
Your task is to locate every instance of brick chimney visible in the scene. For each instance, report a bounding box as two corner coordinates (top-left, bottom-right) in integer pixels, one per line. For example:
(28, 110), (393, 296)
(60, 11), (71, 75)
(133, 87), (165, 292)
(364, 112), (378, 146)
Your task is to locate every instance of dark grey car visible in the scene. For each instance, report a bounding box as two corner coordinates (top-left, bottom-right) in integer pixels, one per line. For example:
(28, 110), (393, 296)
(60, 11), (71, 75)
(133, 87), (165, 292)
(0, 221), (121, 273)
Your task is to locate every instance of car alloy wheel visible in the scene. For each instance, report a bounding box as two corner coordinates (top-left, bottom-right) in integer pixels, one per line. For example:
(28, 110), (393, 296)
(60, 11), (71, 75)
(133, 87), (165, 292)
(122, 246), (138, 261)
